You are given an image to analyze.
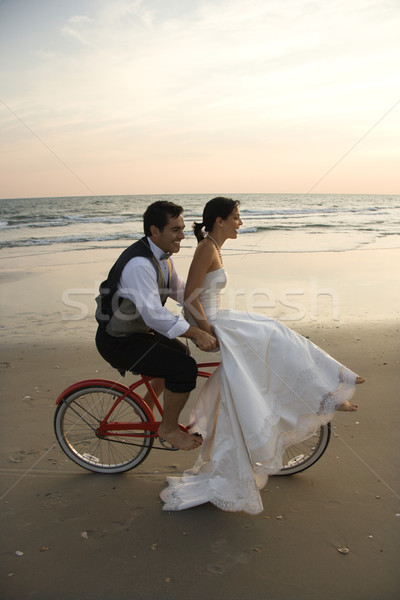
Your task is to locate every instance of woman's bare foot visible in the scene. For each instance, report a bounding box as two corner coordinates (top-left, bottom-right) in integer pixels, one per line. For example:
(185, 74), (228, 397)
(336, 400), (358, 411)
(356, 377), (366, 384)
(158, 426), (203, 450)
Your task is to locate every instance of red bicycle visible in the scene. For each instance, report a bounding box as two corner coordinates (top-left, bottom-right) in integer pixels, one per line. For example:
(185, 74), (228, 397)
(54, 362), (330, 476)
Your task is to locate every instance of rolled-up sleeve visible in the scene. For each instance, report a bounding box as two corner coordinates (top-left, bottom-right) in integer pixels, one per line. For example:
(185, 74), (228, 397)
(118, 257), (189, 339)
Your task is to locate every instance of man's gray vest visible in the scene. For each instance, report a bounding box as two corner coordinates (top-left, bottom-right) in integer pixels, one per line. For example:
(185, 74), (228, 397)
(95, 237), (171, 337)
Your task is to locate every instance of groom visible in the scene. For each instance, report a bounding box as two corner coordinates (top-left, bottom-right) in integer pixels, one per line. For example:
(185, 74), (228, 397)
(95, 200), (217, 450)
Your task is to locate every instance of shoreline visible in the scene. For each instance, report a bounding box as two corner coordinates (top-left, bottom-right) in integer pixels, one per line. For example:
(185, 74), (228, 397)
(0, 246), (399, 345)
(1, 239), (400, 260)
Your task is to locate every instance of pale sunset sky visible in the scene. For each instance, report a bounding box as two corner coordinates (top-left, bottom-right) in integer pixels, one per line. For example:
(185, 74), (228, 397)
(0, 0), (399, 199)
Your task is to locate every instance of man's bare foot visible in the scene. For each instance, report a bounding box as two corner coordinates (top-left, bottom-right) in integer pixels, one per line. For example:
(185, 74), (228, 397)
(158, 427), (203, 451)
(336, 400), (358, 411)
(356, 377), (366, 384)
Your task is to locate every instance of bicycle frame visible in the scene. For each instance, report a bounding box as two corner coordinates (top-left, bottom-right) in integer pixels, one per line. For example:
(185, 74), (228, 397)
(55, 362), (220, 441)
(54, 360), (330, 474)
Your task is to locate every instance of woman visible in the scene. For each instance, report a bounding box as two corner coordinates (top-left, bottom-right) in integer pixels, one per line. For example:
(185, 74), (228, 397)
(160, 197), (365, 514)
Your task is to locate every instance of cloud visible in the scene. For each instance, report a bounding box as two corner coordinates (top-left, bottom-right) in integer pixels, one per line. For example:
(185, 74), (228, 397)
(61, 15), (93, 46)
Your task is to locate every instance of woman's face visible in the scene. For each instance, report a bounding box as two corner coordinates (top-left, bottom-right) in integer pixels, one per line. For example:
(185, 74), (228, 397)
(223, 206), (243, 239)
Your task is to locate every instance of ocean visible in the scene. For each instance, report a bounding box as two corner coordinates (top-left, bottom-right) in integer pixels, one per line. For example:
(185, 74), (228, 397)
(1, 193), (399, 256)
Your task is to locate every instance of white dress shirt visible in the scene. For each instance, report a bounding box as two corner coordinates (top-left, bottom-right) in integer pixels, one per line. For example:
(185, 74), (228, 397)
(118, 237), (190, 339)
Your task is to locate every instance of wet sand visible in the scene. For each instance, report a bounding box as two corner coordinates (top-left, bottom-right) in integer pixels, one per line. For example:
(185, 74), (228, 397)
(0, 246), (399, 599)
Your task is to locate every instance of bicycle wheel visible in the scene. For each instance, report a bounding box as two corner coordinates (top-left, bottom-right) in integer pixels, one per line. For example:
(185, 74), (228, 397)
(275, 423), (331, 476)
(54, 384), (153, 473)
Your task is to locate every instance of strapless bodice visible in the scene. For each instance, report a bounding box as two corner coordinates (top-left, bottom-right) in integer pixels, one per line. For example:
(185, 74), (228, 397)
(185, 267), (227, 324)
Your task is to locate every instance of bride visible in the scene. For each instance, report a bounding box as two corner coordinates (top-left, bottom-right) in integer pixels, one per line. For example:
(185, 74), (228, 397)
(160, 197), (365, 514)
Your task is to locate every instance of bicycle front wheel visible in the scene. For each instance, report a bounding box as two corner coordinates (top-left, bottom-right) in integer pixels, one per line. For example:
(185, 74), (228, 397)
(54, 385), (153, 473)
(276, 423), (331, 475)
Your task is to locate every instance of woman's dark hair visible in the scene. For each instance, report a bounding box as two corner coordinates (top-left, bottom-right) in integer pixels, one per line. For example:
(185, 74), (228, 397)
(193, 197), (240, 242)
(143, 200), (183, 236)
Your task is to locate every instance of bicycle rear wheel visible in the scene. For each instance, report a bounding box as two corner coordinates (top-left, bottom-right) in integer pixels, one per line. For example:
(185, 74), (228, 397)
(276, 423), (331, 475)
(54, 384), (153, 473)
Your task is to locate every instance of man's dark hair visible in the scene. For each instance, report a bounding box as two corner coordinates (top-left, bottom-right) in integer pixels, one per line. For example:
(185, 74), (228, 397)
(143, 200), (184, 236)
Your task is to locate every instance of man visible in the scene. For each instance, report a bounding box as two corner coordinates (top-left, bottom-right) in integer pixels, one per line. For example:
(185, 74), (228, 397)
(95, 200), (217, 450)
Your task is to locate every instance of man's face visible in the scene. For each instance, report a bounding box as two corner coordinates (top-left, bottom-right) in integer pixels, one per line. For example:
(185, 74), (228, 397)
(150, 214), (185, 254)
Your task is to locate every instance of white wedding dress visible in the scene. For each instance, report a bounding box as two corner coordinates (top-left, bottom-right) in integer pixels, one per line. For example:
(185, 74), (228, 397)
(160, 268), (357, 514)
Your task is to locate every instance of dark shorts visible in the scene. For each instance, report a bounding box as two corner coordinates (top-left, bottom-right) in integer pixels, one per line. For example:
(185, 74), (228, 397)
(95, 327), (197, 393)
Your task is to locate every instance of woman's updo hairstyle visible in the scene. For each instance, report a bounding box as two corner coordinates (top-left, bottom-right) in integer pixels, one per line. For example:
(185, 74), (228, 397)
(193, 197), (240, 242)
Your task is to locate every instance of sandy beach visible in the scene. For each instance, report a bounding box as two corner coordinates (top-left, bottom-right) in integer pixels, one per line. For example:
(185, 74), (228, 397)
(1, 245), (399, 599)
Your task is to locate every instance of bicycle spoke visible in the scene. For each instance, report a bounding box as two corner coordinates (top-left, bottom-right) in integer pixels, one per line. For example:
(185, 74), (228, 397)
(277, 425), (331, 475)
(54, 386), (153, 473)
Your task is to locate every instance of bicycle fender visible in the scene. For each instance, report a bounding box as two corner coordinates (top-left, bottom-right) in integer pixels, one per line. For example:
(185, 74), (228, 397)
(55, 378), (154, 421)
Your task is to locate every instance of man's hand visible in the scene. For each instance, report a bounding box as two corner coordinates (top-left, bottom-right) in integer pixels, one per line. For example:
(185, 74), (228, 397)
(193, 329), (218, 351)
(183, 326), (218, 351)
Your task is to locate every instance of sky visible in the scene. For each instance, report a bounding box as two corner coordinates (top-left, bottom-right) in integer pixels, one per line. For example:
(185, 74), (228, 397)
(0, 0), (399, 199)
